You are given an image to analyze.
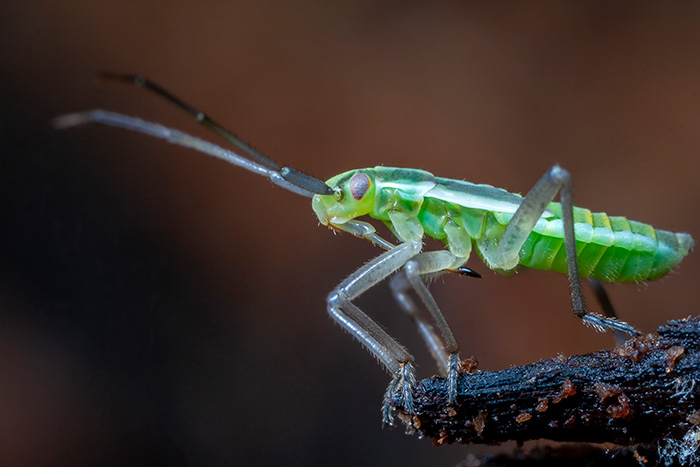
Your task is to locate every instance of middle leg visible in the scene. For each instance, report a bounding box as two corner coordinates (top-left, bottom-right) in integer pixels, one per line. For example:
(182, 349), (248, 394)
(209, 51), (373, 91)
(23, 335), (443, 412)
(390, 250), (467, 405)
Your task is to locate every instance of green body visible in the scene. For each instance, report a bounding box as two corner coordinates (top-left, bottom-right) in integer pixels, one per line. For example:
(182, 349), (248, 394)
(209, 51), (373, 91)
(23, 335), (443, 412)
(312, 167), (693, 283)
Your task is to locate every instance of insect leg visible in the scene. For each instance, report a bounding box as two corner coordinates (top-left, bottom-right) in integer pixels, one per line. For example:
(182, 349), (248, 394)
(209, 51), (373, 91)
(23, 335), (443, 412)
(327, 240), (422, 425)
(588, 278), (627, 345)
(482, 165), (639, 337)
(389, 271), (449, 375)
(400, 251), (464, 405)
(331, 219), (396, 251)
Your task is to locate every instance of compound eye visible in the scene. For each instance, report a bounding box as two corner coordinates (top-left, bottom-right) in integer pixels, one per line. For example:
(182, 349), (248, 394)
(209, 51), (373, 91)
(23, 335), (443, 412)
(349, 173), (371, 200)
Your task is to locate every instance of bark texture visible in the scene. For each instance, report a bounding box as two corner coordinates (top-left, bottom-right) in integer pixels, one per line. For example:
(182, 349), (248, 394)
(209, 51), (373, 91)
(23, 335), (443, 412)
(394, 318), (700, 447)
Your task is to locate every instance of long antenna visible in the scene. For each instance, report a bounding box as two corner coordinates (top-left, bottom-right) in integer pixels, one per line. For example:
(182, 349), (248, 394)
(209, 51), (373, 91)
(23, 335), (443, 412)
(54, 110), (325, 197)
(56, 73), (333, 197)
(101, 73), (281, 169)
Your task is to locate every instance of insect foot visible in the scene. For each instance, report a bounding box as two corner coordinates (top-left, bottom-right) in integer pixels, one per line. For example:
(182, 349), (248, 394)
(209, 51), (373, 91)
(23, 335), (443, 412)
(382, 361), (416, 426)
(447, 352), (461, 406)
(582, 312), (640, 337)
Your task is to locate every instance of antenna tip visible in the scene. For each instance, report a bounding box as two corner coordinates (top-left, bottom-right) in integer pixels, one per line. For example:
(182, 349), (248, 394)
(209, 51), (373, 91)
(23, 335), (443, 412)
(51, 112), (90, 129)
(98, 72), (146, 86)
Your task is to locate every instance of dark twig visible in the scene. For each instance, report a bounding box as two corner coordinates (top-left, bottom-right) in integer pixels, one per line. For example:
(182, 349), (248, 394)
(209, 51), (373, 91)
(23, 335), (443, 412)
(393, 317), (700, 447)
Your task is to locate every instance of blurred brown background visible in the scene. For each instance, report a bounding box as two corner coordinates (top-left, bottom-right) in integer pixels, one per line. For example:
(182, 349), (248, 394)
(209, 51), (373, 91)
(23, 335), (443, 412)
(2, 2), (700, 465)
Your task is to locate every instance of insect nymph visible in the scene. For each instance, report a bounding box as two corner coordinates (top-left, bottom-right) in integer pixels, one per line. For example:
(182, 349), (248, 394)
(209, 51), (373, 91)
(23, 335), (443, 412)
(55, 74), (694, 425)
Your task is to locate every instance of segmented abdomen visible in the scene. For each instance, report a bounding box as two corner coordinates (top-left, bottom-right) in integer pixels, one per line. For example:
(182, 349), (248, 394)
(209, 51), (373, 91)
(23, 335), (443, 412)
(517, 203), (694, 282)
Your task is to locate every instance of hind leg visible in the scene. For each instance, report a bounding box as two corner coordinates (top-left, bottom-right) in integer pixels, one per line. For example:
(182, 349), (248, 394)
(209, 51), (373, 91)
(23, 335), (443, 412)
(479, 166), (639, 337)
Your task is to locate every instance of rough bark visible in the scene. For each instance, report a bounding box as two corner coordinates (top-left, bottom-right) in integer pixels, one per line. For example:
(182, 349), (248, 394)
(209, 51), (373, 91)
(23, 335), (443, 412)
(393, 317), (700, 448)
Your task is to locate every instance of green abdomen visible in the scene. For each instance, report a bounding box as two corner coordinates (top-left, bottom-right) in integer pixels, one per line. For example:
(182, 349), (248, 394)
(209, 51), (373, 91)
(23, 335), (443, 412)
(517, 203), (693, 282)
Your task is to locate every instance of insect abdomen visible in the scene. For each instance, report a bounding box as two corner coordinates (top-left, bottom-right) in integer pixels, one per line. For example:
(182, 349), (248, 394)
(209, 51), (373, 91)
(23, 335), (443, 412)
(516, 204), (694, 282)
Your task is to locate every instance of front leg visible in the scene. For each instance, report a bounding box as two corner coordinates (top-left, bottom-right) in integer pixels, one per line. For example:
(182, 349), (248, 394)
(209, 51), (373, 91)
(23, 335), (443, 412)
(480, 165), (639, 337)
(327, 239), (422, 425)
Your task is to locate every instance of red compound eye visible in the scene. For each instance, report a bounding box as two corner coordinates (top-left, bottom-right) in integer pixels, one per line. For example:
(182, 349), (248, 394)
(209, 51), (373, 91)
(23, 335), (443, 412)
(349, 173), (371, 200)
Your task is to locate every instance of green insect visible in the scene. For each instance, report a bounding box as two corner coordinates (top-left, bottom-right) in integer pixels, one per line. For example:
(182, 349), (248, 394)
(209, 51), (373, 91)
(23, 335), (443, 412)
(54, 74), (694, 425)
